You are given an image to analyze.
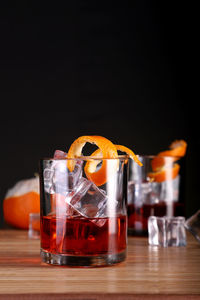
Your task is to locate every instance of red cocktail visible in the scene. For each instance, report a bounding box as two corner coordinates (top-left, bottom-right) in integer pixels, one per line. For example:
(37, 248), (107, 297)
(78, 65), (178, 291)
(128, 202), (184, 235)
(40, 136), (143, 266)
(41, 214), (127, 255)
(128, 149), (186, 236)
(40, 155), (128, 266)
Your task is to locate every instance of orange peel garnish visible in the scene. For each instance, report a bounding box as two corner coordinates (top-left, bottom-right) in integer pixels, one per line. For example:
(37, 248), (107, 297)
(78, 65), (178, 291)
(115, 145), (143, 167)
(149, 139), (187, 182)
(148, 163), (180, 183)
(67, 135), (142, 186)
(159, 140), (187, 158)
(84, 144), (142, 186)
(84, 145), (142, 165)
(151, 140), (187, 172)
(67, 136), (118, 186)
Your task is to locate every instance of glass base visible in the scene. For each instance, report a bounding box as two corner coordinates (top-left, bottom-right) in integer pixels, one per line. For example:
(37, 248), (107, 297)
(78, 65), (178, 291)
(41, 249), (126, 267)
(128, 227), (148, 237)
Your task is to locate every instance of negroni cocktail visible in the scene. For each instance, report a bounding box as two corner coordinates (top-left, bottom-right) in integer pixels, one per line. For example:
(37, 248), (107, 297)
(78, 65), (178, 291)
(39, 135), (142, 267)
(127, 140), (187, 236)
(41, 214), (127, 256)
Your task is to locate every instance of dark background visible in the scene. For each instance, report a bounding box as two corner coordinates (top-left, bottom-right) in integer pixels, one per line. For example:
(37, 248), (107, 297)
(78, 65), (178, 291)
(0, 2), (198, 227)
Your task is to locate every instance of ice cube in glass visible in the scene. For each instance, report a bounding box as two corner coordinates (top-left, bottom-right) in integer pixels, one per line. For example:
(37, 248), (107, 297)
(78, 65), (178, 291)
(53, 150), (67, 159)
(65, 177), (107, 226)
(43, 159), (83, 195)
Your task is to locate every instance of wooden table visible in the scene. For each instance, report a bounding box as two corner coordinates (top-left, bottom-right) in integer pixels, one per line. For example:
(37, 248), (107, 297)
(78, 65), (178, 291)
(0, 230), (200, 299)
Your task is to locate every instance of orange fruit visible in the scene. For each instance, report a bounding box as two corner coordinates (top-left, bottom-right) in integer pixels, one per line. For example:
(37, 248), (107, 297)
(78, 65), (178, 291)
(3, 177), (40, 229)
(148, 163), (180, 183)
(67, 136), (142, 186)
(151, 140), (187, 171)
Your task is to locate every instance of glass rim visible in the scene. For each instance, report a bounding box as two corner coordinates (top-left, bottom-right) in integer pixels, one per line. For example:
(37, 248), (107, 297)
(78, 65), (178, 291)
(41, 154), (129, 161)
(137, 154), (182, 159)
(149, 216), (185, 221)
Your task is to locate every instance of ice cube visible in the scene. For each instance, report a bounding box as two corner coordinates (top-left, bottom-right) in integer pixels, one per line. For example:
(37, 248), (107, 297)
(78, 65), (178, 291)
(128, 181), (136, 205)
(43, 159), (83, 194)
(148, 216), (186, 247)
(50, 193), (77, 217)
(43, 167), (55, 194)
(65, 177), (108, 226)
(128, 181), (143, 207)
(53, 150), (67, 159)
(128, 181), (157, 207)
(185, 210), (200, 243)
(160, 175), (180, 202)
(52, 161), (69, 194)
(128, 176), (180, 207)
(28, 213), (40, 240)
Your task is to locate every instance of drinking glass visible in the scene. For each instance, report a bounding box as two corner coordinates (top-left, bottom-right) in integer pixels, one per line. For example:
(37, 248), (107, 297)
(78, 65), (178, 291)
(127, 155), (185, 236)
(185, 210), (200, 243)
(39, 156), (128, 267)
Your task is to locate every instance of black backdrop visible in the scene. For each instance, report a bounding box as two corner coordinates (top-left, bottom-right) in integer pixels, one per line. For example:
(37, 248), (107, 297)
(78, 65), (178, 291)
(0, 2), (197, 227)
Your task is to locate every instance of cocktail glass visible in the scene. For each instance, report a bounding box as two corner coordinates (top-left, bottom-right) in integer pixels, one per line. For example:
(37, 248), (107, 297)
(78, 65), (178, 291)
(127, 155), (185, 236)
(39, 156), (128, 267)
(185, 210), (200, 243)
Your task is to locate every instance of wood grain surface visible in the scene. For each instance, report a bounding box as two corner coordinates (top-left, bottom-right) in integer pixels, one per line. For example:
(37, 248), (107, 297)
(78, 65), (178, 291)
(0, 230), (200, 299)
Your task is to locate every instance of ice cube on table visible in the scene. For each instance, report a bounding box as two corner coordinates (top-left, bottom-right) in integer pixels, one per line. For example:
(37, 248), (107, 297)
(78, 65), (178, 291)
(185, 210), (200, 243)
(43, 159), (83, 194)
(28, 213), (40, 240)
(65, 177), (108, 227)
(148, 216), (186, 247)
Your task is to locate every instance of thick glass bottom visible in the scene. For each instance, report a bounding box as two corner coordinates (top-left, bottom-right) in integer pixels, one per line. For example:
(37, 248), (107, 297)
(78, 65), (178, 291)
(41, 249), (126, 267)
(128, 227), (148, 236)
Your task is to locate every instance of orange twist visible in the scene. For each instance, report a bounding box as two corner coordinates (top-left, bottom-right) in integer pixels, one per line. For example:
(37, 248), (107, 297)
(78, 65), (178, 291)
(149, 140), (187, 182)
(67, 136), (118, 186)
(67, 136), (142, 186)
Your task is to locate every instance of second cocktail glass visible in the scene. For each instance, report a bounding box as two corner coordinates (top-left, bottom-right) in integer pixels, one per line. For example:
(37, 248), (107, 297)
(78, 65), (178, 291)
(39, 156), (128, 267)
(127, 155), (185, 236)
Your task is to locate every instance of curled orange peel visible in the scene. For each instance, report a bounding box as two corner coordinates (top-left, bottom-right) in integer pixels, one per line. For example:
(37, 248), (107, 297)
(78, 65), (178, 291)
(67, 136), (118, 186)
(149, 139), (187, 182)
(159, 140), (187, 158)
(115, 145), (143, 167)
(67, 135), (142, 186)
(84, 144), (142, 185)
(148, 163), (180, 183)
(151, 140), (187, 172)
